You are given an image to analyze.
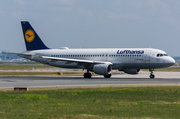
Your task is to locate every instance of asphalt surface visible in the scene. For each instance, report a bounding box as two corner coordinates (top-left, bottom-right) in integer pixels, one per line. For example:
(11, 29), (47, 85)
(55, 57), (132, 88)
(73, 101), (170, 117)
(0, 72), (180, 89)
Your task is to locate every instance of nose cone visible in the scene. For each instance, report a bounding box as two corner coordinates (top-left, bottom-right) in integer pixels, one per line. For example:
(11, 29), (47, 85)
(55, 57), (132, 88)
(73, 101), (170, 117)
(166, 57), (175, 66)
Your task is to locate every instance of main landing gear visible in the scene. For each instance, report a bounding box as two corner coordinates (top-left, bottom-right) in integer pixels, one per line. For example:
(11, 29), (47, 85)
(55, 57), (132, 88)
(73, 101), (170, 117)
(104, 74), (111, 78)
(149, 69), (155, 79)
(83, 71), (112, 78)
(84, 71), (92, 78)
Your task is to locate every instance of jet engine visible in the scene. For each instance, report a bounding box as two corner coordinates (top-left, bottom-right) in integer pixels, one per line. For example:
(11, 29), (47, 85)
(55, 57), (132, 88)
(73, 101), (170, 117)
(93, 64), (112, 75)
(123, 69), (140, 74)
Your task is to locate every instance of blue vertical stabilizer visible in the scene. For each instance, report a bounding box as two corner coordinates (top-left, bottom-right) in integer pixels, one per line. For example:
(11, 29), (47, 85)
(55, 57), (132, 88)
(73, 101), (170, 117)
(21, 21), (49, 51)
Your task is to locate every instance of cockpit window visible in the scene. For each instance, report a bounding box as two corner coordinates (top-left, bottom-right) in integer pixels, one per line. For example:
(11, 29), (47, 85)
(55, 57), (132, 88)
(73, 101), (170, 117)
(157, 53), (168, 57)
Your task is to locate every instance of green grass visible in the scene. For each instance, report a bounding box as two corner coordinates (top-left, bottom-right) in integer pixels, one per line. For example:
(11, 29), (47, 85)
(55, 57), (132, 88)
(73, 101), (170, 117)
(1, 85), (180, 118)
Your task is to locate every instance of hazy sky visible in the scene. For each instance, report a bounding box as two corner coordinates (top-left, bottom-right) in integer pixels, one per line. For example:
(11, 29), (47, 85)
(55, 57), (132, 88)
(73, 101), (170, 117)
(0, 0), (180, 56)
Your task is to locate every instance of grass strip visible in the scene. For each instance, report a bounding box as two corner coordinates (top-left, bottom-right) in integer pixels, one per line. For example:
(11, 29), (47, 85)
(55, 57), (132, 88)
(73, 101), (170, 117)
(0, 85), (180, 118)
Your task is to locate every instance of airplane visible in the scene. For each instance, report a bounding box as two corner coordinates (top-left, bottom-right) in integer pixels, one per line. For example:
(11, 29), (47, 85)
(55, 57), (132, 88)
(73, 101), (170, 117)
(8, 21), (175, 79)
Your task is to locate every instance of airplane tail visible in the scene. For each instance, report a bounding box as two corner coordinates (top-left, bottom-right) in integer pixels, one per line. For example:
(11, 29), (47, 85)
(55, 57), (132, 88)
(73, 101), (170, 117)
(21, 21), (49, 51)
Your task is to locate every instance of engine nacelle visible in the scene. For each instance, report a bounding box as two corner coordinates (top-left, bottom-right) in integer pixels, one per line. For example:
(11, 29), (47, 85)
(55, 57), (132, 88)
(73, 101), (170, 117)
(123, 69), (140, 74)
(93, 64), (112, 75)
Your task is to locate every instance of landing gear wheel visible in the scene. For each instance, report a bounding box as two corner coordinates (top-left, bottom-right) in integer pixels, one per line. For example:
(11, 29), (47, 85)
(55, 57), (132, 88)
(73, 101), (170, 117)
(104, 74), (111, 78)
(149, 68), (155, 79)
(150, 74), (155, 79)
(84, 73), (92, 78)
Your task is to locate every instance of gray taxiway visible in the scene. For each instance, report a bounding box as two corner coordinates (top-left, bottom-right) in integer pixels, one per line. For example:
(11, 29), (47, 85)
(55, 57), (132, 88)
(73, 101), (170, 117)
(0, 72), (180, 89)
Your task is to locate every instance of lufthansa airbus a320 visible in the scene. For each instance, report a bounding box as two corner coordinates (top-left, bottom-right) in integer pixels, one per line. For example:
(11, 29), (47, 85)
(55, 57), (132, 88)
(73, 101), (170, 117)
(9, 21), (175, 79)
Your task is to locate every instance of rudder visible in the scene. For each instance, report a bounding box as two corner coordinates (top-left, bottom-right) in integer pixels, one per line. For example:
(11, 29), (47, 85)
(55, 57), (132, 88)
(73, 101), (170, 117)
(21, 21), (49, 51)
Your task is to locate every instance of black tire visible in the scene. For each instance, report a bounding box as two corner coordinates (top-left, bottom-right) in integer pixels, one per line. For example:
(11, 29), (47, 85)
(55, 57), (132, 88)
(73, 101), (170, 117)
(104, 74), (111, 78)
(150, 74), (155, 79)
(84, 73), (92, 78)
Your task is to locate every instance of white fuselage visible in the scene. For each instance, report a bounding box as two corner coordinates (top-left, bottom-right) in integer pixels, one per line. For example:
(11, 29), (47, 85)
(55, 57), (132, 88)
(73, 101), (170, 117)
(21, 48), (175, 70)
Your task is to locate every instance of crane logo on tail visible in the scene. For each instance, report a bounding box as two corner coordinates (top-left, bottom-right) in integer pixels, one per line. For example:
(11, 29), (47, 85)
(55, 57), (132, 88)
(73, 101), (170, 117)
(25, 29), (35, 42)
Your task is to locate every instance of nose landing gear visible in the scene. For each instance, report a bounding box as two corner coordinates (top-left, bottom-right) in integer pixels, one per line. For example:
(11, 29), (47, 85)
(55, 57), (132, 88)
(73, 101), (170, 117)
(149, 69), (155, 79)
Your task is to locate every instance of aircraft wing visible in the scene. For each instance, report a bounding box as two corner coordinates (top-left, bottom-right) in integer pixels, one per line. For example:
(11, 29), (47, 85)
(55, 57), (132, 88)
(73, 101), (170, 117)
(6, 52), (112, 66)
(42, 56), (112, 65)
